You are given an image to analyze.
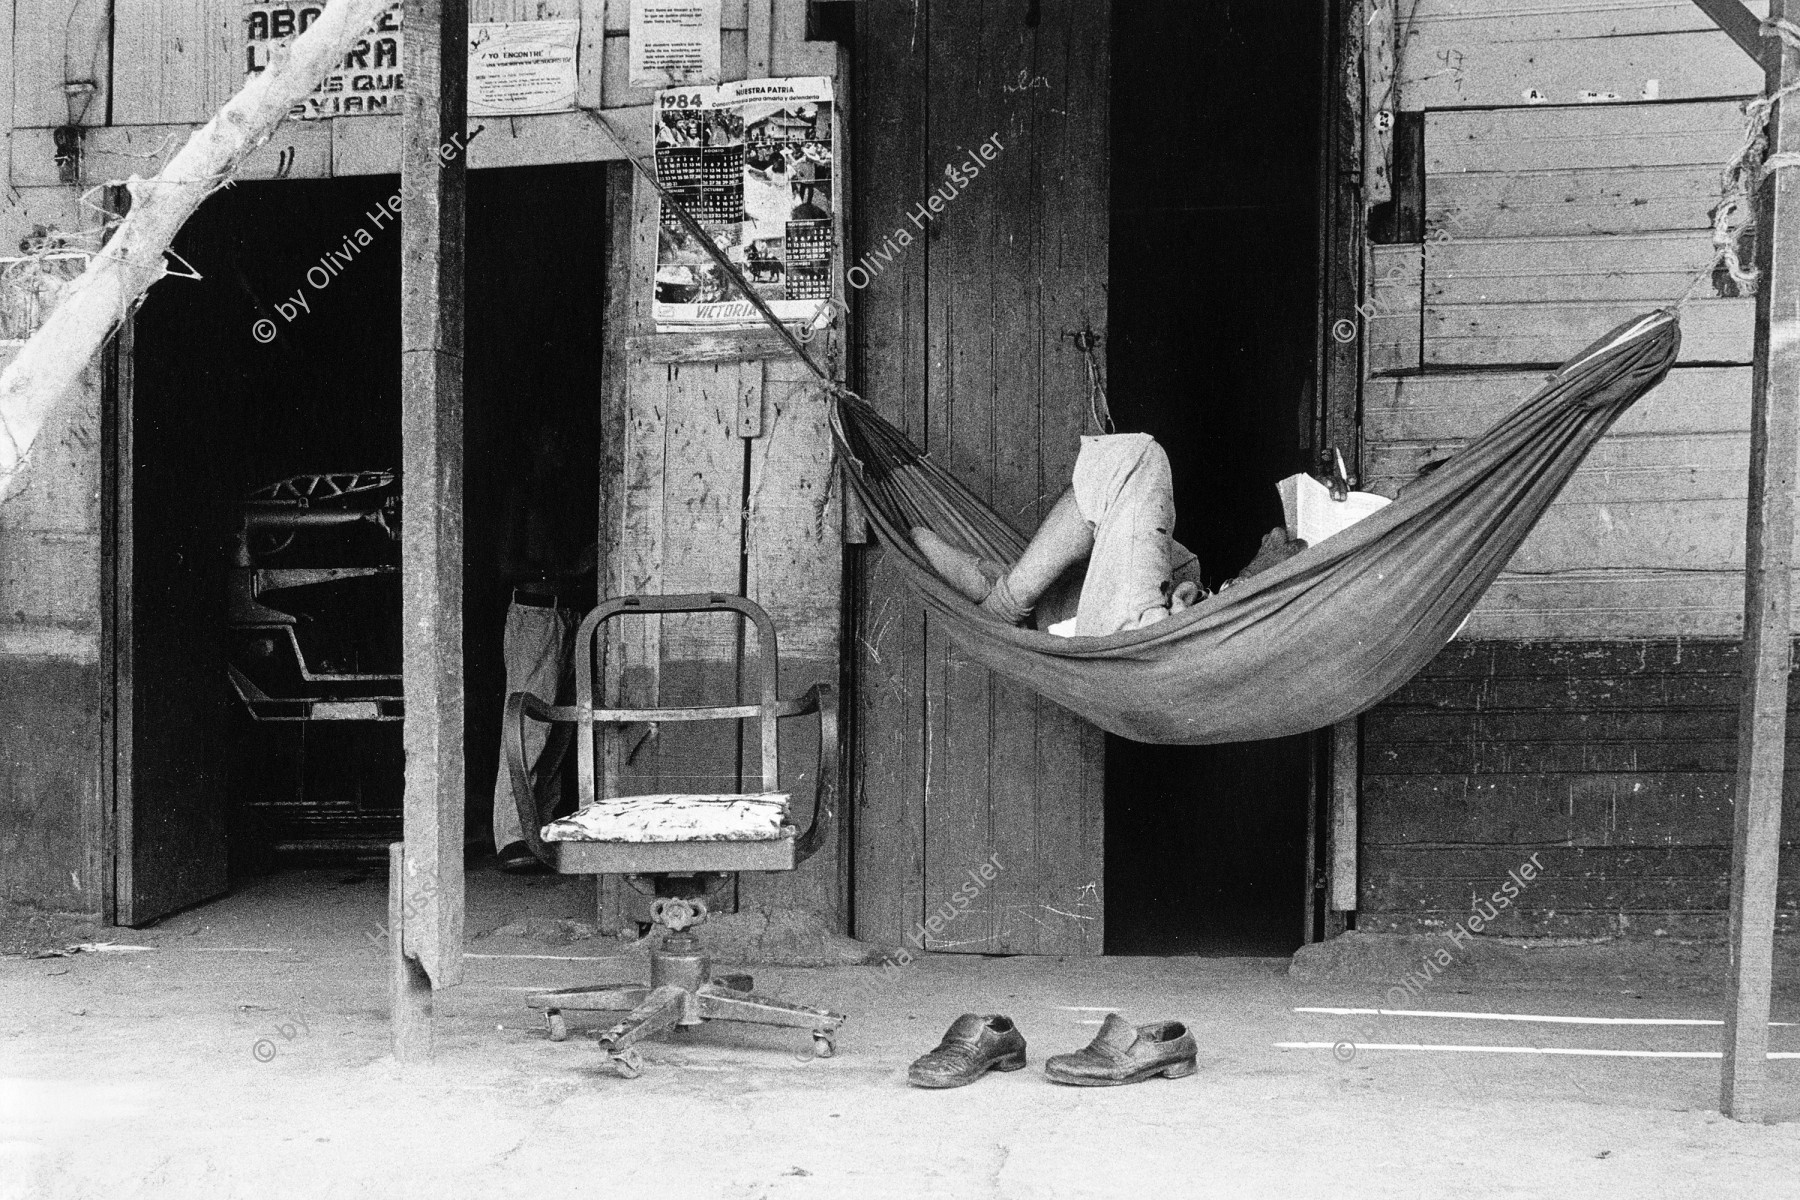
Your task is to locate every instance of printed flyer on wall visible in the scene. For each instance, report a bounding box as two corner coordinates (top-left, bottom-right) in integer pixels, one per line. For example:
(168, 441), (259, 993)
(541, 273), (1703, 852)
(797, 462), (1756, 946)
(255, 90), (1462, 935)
(629, 0), (722, 87)
(469, 20), (579, 116)
(244, 9), (578, 120)
(652, 77), (836, 332)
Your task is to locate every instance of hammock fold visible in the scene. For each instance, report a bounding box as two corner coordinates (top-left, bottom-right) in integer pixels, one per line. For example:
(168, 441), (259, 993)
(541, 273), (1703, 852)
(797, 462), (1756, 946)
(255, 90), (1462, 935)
(830, 309), (1682, 745)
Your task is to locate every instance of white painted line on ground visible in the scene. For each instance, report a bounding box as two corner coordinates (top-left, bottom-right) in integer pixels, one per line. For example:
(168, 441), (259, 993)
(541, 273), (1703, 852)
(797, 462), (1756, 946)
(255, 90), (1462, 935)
(1277, 1042), (1800, 1060)
(463, 953), (623, 962)
(1295, 1007), (1798, 1027)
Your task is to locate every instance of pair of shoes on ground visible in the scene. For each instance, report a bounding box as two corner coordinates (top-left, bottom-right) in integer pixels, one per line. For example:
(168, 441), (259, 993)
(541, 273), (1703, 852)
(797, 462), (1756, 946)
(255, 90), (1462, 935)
(908, 1013), (1197, 1089)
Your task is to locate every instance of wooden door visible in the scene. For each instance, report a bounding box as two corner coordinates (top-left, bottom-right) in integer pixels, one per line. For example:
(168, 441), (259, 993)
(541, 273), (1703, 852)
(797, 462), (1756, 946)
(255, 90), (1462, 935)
(596, 163), (847, 924)
(851, 0), (1111, 954)
(112, 322), (231, 925)
(600, 339), (845, 926)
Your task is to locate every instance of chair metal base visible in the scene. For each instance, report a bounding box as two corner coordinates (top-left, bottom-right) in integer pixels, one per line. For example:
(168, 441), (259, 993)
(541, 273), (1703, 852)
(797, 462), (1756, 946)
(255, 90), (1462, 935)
(526, 932), (845, 1078)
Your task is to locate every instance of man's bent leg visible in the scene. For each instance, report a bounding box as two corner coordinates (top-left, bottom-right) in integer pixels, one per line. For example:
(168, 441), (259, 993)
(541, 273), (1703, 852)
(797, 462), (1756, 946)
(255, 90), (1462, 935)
(912, 488), (1096, 627)
(1072, 434), (1178, 636)
(997, 491), (1094, 604)
(911, 528), (1005, 603)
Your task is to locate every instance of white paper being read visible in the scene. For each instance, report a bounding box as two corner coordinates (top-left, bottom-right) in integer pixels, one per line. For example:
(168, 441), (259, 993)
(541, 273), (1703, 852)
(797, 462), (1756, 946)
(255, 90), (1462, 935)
(1278, 472), (1392, 547)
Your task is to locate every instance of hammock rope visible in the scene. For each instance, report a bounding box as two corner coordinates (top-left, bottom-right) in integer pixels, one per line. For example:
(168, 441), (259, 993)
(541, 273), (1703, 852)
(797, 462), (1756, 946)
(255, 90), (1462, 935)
(834, 311), (1682, 743)
(1697, 17), (1800, 295)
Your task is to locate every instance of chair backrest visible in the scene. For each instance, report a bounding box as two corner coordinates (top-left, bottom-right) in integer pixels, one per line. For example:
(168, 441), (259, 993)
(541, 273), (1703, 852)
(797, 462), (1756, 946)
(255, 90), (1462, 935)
(571, 594), (783, 809)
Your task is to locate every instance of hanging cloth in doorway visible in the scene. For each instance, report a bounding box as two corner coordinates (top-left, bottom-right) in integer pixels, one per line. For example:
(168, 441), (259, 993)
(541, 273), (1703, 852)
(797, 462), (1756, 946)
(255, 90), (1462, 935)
(831, 310), (1680, 744)
(587, 113), (1681, 745)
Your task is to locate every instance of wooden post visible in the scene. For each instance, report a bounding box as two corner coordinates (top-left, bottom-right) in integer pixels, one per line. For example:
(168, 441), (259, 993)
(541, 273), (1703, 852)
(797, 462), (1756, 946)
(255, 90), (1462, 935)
(396, 0), (468, 1052)
(388, 843), (432, 1058)
(594, 163), (657, 936)
(1722, 0), (1799, 1122)
(1363, 0), (1395, 209)
(1328, 718), (1359, 916)
(1315, 0), (1367, 943)
(1318, 0), (1365, 473)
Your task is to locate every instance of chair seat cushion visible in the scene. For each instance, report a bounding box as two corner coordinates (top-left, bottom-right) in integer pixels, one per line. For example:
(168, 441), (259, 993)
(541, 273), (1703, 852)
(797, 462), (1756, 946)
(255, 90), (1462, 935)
(541, 793), (791, 844)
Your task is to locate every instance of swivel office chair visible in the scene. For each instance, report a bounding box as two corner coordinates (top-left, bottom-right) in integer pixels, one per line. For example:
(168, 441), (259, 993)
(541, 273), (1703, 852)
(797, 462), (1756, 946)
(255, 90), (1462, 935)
(505, 593), (843, 1078)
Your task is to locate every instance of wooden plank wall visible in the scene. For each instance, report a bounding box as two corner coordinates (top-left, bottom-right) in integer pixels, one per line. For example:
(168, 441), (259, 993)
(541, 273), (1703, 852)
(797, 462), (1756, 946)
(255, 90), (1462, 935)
(1368, 7), (1766, 639)
(102, 0), (730, 127)
(1359, 0), (1795, 938)
(0, 0), (838, 922)
(851, 0), (1108, 955)
(594, 5), (841, 926)
(12, 0), (113, 128)
(602, 355), (844, 920)
(0, 184), (110, 913)
(8, 0), (834, 180)
(1364, 642), (1799, 939)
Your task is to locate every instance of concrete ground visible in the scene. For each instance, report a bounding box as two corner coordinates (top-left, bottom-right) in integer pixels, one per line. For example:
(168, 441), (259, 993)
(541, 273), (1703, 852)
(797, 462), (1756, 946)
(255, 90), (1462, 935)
(3, 868), (1799, 1200)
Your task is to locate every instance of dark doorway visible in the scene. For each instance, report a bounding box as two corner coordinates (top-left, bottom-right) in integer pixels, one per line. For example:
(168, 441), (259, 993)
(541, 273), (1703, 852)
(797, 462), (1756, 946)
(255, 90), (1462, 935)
(1104, 1), (1327, 955)
(122, 164), (602, 915)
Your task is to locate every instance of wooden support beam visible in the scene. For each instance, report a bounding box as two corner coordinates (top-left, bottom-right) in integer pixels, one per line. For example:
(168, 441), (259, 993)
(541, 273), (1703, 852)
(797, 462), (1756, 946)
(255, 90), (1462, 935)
(1693, 0), (1770, 66)
(1318, 0), (1364, 475)
(593, 161), (651, 937)
(388, 843), (432, 1059)
(1364, 0), (1395, 208)
(1722, 0), (1800, 1122)
(397, 0), (468, 1031)
(1328, 718), (1359, 913)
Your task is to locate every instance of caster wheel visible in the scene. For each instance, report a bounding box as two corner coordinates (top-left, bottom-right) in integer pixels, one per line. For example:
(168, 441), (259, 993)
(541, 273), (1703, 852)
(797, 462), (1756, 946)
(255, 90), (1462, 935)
(610, 1047), (644, 1079)
(546, 1012), (568, 1042)
(812, 1034), (835, 1060)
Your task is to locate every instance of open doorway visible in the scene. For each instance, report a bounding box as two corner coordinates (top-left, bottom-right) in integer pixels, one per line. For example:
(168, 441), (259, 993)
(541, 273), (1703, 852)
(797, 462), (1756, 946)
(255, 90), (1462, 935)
(1104, 0), (1328, 955)
(118, 163), (604, 924)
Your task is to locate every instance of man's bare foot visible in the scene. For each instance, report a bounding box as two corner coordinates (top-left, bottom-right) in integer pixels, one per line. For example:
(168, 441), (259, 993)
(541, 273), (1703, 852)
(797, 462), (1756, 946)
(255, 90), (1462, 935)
(911, 528), (1003, 603)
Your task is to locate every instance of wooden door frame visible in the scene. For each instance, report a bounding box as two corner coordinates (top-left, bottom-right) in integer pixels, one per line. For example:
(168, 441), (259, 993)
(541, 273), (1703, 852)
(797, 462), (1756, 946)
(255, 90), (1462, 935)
(99, 308), (130, 925)
(1313, 0), (1366, 942)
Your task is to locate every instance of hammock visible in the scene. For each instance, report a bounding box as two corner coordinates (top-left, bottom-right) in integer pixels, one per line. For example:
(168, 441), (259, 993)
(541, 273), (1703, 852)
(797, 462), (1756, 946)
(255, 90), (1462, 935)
(829, 309), (1681, 745)
(584, 117), (1683, 746)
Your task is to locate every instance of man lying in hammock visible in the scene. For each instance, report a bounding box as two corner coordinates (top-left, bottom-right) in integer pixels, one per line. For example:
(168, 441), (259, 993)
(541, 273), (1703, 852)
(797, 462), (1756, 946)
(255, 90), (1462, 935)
(912, 432), (1300, 638)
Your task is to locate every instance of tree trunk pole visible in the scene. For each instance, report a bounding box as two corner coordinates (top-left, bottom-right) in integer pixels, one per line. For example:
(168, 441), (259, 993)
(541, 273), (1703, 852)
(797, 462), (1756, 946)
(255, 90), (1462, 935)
(1722, 0), (1800, 1121)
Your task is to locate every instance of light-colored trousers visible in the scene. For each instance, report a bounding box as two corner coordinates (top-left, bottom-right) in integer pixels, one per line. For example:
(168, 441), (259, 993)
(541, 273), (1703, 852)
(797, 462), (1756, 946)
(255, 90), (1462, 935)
(1069, 433), (1181, 636)
(492, 599), (578, 851)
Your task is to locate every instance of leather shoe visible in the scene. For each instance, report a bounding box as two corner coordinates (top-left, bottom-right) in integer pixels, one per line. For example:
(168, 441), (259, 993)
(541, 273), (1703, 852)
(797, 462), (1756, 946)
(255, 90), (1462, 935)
(907, 1014), (1028, 1088)
(1043, 1014), (1197, 1086)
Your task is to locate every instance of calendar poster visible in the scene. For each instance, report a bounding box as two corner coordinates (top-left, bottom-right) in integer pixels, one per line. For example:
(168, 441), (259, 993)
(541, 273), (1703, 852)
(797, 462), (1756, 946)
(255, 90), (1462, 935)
(652, 77), (836, 331)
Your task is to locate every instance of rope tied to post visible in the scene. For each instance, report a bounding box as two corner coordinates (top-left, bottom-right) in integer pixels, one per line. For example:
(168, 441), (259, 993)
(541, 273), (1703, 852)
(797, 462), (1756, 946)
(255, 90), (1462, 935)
(1765, 15), (1800, 52)
(1706, 17), (1800, 296)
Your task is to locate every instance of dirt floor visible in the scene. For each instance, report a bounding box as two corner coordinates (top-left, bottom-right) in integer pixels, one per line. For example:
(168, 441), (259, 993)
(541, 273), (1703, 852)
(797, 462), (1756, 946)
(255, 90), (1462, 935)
(4, 867), (1799, 1200)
